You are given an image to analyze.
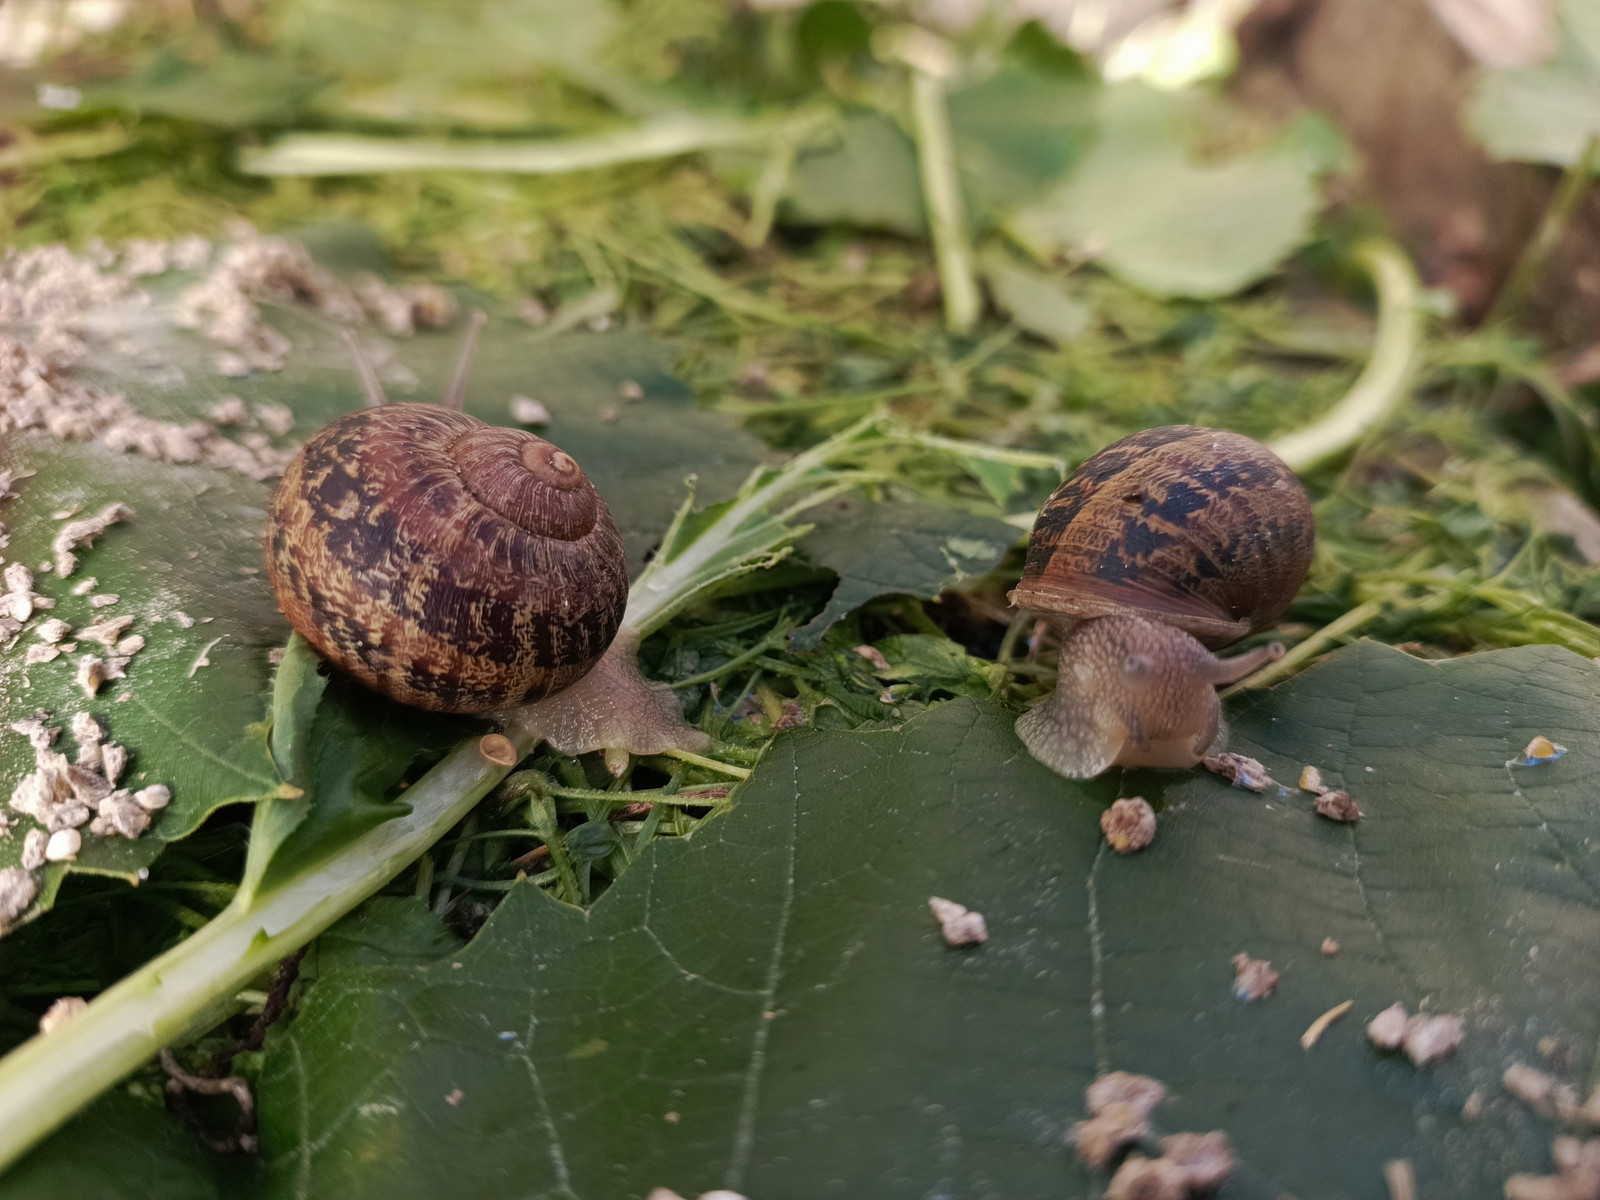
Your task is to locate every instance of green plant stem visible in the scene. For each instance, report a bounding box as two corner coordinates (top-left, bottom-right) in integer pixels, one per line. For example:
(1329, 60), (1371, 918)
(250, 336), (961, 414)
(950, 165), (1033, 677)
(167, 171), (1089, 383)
(1485, 134), (1600, 327)
(0, 722), (518, 1171)
(239, 110), (829, 177)
(1221, 598), (1388, 695)
(908, 68), (979, 335)
(1268, 241), (1423, 472)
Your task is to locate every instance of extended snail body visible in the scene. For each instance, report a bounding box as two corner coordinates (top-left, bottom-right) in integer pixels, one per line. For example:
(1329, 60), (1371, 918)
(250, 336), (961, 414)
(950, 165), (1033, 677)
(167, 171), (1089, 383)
(1011, 426), (1312, 780)
(265, 403), (627, 714)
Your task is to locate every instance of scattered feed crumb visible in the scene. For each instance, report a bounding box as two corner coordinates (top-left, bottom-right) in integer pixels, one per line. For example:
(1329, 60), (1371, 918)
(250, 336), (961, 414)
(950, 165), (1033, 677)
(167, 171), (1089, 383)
(854, 643), (891, 671)
(1202, 752), (1274, 791)
(1402, 1013), (1463, 1066)
(1321, 937), (1339, 955)
(1158, 1130), (1235, 1191)
(1384, 1158), (1417, 1200)
(1086, 1071), (1168, 1117)
(0, 868), (36, 928)
(1071, 1071), (1168, 1169)
(171, 611), (195, 628)
(443, 1088), (463, 1107)
(34, 618), (69, 643)
(598, 402), (621, 424)
(90, 789), (150, 839)
(1504, 1137), (1600, 1200)
(75, 655), (104, 697)
(1368, 1003), (1410, 1050)
(1231, 953), (1279, 1001)
(1101, 797), (1157, 854)
(114, 634), (143, 656)
(20, 829), (46, 870)
(44, 828), (80, 862)
(100, 742), (126, 784)
(509, 395), (551, 425)
(133, 785), (170, 812)
(1299, 765), (1326, 793)
(1301, 999), (1354, 1049)
(1462, 1090), (1486, 1122)
(206, 396), (250, 425)
(478, 734), (518, 767)
(928, 896), (987, 947)
(255, 402), (294, 436)
(69, 577), (96, 595)
(1105, 1154), (1186, 1200)
(1505, 1062), (1581, 1117)
(1072, 1101), (1153, 1169)
(24, 644), (59, 665)
(38, 995), (87, 1035)
(88, 593), (119, 607)
(78, 614), (132, 647)
(51, 502), (133, 577)
(354, 275), (457, 336)
(620, 380), (645, 401)
(1315, 790), (1362, 822)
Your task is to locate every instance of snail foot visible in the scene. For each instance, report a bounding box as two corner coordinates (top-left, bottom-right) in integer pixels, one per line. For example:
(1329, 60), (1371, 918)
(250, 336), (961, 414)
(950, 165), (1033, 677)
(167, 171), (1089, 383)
(506, 628), (709, 776)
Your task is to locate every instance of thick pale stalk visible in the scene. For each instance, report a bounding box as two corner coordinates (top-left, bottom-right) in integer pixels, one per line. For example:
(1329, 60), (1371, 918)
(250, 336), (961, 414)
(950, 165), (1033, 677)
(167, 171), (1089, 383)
(0, 728), (520, 1169)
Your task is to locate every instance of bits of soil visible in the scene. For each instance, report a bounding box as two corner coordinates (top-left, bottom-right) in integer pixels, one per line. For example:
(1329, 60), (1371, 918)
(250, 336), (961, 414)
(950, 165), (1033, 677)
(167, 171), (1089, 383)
(1101, 797), (1156, 854)
(1231, 953), (1279, 1001)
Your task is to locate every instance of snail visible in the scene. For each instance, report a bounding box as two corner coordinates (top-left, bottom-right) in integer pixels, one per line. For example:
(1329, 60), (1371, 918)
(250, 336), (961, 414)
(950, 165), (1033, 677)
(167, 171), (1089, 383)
(263, 313), (708, 772)
(1008, 426), (1314, 779)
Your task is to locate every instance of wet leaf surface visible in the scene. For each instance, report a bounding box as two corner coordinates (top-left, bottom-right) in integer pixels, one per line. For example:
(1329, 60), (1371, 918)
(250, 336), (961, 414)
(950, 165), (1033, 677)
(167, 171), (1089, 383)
(13, 641), (1597, 1198)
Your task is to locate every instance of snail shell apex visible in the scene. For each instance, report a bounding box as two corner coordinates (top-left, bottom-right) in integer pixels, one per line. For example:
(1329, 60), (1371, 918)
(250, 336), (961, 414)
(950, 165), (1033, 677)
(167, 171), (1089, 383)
(1009, 426), (1314, 646)
(265, 403), (627, 713)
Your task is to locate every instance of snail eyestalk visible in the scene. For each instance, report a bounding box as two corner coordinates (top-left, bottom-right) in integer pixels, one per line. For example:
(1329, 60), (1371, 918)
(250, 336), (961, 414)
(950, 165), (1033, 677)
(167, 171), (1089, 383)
(341, 327), (389, 407)
(443, 309), (488, 412)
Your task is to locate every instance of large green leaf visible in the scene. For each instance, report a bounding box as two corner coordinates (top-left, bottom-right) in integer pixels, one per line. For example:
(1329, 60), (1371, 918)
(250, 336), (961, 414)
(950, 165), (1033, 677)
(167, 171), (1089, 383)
(1468, 0), (1600, 166)
(17, 641), (1593, 1196)
(1010, 85), (1323, 298)
(0, 231), (763, 905)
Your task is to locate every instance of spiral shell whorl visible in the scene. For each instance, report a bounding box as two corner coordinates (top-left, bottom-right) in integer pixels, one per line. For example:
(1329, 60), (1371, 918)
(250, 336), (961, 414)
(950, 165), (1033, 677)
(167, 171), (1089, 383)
(265, 403), (627, 713)
(1010, 426), (1313, 645)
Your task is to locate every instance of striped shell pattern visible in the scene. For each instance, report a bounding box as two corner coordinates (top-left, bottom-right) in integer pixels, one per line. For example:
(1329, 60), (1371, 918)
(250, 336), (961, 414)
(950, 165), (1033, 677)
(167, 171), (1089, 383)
(1009, 426), (1314, 646)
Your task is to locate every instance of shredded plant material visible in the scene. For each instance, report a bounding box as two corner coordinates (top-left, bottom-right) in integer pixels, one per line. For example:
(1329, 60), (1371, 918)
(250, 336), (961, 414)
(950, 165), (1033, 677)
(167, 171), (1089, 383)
(927, 896), (987, 947)
(1101, 796), (1157, 853)
(1231, 953), (1279, 1001)
(1301, 999), (1354, 1049)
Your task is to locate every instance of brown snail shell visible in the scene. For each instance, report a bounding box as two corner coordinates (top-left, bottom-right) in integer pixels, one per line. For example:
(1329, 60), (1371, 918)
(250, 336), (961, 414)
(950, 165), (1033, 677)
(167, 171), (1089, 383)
(1009, 425), (1314, 646)
(264, 402), (627, 714)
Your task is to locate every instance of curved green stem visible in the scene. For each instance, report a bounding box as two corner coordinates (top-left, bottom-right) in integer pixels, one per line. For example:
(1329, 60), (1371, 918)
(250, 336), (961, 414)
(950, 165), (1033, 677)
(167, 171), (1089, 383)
(1268, 241), (1423, 472)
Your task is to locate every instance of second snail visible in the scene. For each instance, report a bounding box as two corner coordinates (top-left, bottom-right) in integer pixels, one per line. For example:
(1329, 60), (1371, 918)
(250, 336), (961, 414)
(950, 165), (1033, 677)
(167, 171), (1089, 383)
(1009, 426), (1314, 780)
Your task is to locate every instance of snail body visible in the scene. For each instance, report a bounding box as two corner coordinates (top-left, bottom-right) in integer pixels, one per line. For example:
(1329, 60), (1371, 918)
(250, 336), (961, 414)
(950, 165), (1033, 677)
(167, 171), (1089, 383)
(1011, 426), (1311, 779)
(266, 402), (626, 714)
